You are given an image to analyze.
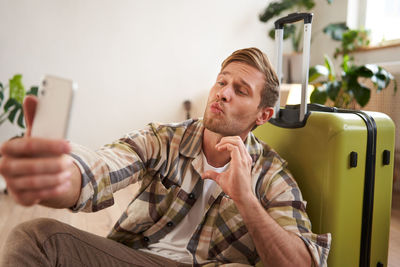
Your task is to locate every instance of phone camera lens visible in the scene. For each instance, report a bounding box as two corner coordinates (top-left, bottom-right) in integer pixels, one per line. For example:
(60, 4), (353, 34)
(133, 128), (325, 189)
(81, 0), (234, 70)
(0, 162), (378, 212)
(41, 90), (46, 96)
(42, 80), (47, 86)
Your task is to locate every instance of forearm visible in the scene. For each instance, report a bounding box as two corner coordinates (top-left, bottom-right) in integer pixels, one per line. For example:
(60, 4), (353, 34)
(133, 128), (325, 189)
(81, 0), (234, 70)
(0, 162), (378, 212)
(235, 194), (312, 267)
(39, 161), (82, 209)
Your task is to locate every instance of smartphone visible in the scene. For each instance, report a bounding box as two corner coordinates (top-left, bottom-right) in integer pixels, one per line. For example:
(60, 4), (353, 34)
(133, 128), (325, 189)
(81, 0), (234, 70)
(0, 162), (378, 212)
(31, 75), (77, 139)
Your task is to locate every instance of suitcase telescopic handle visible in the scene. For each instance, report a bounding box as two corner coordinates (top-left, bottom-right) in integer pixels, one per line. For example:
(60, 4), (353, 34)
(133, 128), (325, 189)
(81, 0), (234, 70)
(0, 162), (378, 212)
(273, 12), (313, 122)
(274, 12), (313, 29)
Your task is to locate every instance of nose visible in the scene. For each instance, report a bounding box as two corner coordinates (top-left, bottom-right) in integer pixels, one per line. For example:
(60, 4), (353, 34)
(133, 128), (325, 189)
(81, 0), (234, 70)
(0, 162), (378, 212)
(216, 85), (232, 102)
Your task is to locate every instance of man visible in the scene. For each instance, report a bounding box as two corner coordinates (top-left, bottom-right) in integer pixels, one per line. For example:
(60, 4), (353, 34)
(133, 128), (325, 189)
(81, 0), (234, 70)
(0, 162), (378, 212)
(0, 48), (330, 266)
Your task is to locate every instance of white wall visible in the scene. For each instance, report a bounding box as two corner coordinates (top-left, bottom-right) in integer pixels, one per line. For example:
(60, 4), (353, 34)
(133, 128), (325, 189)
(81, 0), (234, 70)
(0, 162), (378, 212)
(309, 0), (349, 67)
(0, 0), (274, 149)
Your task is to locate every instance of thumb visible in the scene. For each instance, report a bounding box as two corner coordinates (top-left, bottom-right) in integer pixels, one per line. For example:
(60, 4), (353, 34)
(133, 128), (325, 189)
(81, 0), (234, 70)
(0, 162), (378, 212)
(202, 170), (220, 182)
(23, 95), (38, 137)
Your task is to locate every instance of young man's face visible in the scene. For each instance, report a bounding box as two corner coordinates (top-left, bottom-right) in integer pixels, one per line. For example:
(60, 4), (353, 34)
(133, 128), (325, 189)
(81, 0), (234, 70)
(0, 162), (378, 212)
(203, 61), (272, 137)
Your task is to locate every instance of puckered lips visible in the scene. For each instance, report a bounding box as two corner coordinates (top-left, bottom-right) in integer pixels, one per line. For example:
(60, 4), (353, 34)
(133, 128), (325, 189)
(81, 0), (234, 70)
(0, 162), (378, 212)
(210, 102), (223, 114)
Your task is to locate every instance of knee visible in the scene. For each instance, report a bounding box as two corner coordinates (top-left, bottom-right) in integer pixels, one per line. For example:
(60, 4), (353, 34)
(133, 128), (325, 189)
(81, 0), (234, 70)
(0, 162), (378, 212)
(9, 218), (64, 243)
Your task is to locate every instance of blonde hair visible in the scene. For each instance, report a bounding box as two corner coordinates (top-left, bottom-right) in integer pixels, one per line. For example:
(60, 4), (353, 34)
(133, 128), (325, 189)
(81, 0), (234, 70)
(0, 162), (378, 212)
(221, 47), (279, 109)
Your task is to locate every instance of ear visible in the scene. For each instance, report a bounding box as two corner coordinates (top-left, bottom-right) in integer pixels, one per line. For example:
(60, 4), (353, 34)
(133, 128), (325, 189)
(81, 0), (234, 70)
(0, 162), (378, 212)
(255, 107), (274, 126)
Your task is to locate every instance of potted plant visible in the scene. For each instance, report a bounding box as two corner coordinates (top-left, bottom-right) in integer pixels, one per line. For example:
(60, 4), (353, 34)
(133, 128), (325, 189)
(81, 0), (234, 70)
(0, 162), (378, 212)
(258, 0), (333, 83)
(309, 27), (397, 109)
(0, 74), (38, 193)
(0, 74), (38, 129)
(322, 23), (370, 59)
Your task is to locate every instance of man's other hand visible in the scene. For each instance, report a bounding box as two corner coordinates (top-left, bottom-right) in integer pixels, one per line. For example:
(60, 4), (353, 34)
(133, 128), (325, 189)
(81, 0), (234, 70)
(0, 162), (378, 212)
(201, 136), (254, 203)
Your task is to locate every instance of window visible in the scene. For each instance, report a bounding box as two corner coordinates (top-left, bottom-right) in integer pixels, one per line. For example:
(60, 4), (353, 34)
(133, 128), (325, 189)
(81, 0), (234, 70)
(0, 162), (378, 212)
(365, 0), (400, 44)
(347, 0), (400, 45)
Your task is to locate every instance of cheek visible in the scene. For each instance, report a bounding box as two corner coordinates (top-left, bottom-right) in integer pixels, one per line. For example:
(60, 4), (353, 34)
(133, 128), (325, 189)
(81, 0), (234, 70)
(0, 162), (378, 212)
(233, 102), (259, 118)
(208, 87), (218, 101)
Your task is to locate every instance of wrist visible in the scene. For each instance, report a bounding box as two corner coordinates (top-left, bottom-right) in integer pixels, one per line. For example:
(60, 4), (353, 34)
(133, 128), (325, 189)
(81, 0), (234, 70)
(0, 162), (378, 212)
(233, 190), (259, 209)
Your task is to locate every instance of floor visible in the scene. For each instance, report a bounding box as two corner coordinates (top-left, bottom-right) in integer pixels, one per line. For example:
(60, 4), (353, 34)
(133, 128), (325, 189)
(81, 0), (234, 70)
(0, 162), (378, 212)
(0, 187), (399, 266)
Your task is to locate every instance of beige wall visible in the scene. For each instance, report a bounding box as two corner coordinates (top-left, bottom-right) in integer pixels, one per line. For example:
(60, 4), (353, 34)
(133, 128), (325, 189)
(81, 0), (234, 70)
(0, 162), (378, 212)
(0, 0), (274, 149)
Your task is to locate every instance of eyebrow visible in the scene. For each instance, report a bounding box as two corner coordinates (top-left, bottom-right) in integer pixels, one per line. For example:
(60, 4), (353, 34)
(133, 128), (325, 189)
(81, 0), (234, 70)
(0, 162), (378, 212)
(220, 71), (252, 90)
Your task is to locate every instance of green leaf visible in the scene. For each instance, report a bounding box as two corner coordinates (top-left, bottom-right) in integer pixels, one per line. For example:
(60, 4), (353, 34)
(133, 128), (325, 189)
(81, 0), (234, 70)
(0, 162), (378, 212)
(352, 84), (371, 107)
(323, 23), (348, 41)
(326, 81), (342, 101)
(8, 106), (19, 124)
(341, 54), (350, 73)
(300, 0), (316, 9)
(259, 0), (294, 23)
(4, 98), (18, 112)
(355, 64), (376, 78)
(9, 74), (25, 104)
(309, 65), (329, 82)
(324, 55), (336, 81)
(310, 85), (328, 104)
(27, 86), (39, 96)
(371, 75), (387, 91)
(363, 64), (378, 74)
(0, 82), (4, 107)
(17, 109), (25, 129)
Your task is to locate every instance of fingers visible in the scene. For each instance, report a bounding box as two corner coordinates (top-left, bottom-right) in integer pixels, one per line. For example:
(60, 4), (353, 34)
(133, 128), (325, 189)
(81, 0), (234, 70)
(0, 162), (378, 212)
(0, 135), (73, 207)
(23, 95), (38, 137)
(11, 181), (71, 206)
(202, 170), (220, 182)
(7, 171), (71, 192)
(215, 136), (252, 164)
(0, 137), (70, 157)
(0, 155), (73, 177)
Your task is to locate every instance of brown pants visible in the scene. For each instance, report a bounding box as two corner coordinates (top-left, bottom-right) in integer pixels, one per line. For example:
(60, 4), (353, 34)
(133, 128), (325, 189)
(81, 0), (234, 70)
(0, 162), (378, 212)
(0, 218), (192, 267)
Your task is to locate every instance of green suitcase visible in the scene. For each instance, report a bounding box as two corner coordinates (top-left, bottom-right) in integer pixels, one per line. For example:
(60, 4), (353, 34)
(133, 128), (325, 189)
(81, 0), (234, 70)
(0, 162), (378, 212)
(255, 13), (396, 266)
(254, 108), (395, 267)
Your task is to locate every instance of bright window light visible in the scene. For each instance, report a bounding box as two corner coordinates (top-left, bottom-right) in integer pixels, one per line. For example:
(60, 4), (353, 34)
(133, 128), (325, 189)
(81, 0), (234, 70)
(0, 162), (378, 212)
(280, 84), (313, 106)
(365, 0), (400, 44)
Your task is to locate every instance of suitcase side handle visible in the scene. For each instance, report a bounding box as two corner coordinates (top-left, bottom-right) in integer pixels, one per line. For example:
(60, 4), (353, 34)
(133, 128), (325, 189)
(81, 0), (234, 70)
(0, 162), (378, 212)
(273, 12), (313, 122)
(274, 12), (313, 29)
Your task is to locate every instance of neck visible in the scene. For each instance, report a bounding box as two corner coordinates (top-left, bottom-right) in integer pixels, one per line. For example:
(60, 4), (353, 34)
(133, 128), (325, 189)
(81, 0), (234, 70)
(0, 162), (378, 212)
(202, 128), (249, 168)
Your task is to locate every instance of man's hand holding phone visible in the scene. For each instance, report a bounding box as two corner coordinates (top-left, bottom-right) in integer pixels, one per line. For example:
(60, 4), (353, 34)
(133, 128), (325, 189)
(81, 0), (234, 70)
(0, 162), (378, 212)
(0, 77), (81, 207)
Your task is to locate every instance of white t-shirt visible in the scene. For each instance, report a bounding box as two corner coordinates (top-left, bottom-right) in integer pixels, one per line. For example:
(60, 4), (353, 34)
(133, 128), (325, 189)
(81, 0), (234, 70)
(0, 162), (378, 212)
(141, 152), (229, 263)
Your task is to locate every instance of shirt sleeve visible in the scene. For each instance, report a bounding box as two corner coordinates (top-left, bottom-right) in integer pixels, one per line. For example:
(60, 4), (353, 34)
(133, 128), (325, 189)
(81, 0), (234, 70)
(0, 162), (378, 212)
(69, 123), (165, 212)
(258, 156), (331, 267)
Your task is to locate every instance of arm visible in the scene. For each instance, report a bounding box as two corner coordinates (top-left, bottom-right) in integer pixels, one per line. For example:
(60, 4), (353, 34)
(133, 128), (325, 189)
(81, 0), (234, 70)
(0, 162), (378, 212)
(234, 190), (311, 266)
(0, 96), (163, 211)
(202, 136), (312, 266)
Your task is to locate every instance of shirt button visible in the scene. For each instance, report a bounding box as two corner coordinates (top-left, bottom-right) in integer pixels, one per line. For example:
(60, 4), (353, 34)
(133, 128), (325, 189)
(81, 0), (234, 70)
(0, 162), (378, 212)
(143, 236), (149, 242)
(167, 221), (173, 227)
(188, 193), (195, 199)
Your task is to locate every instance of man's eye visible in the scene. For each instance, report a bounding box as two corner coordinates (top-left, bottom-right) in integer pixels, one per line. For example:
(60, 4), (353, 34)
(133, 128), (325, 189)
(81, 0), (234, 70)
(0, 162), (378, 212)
(236, 89), (247, 95)
(217, 81), (225, 86)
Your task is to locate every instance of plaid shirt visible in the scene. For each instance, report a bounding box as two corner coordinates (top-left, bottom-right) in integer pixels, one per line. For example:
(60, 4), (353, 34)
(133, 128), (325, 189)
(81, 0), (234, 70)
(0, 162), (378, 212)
(70, 119), (331, 266)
